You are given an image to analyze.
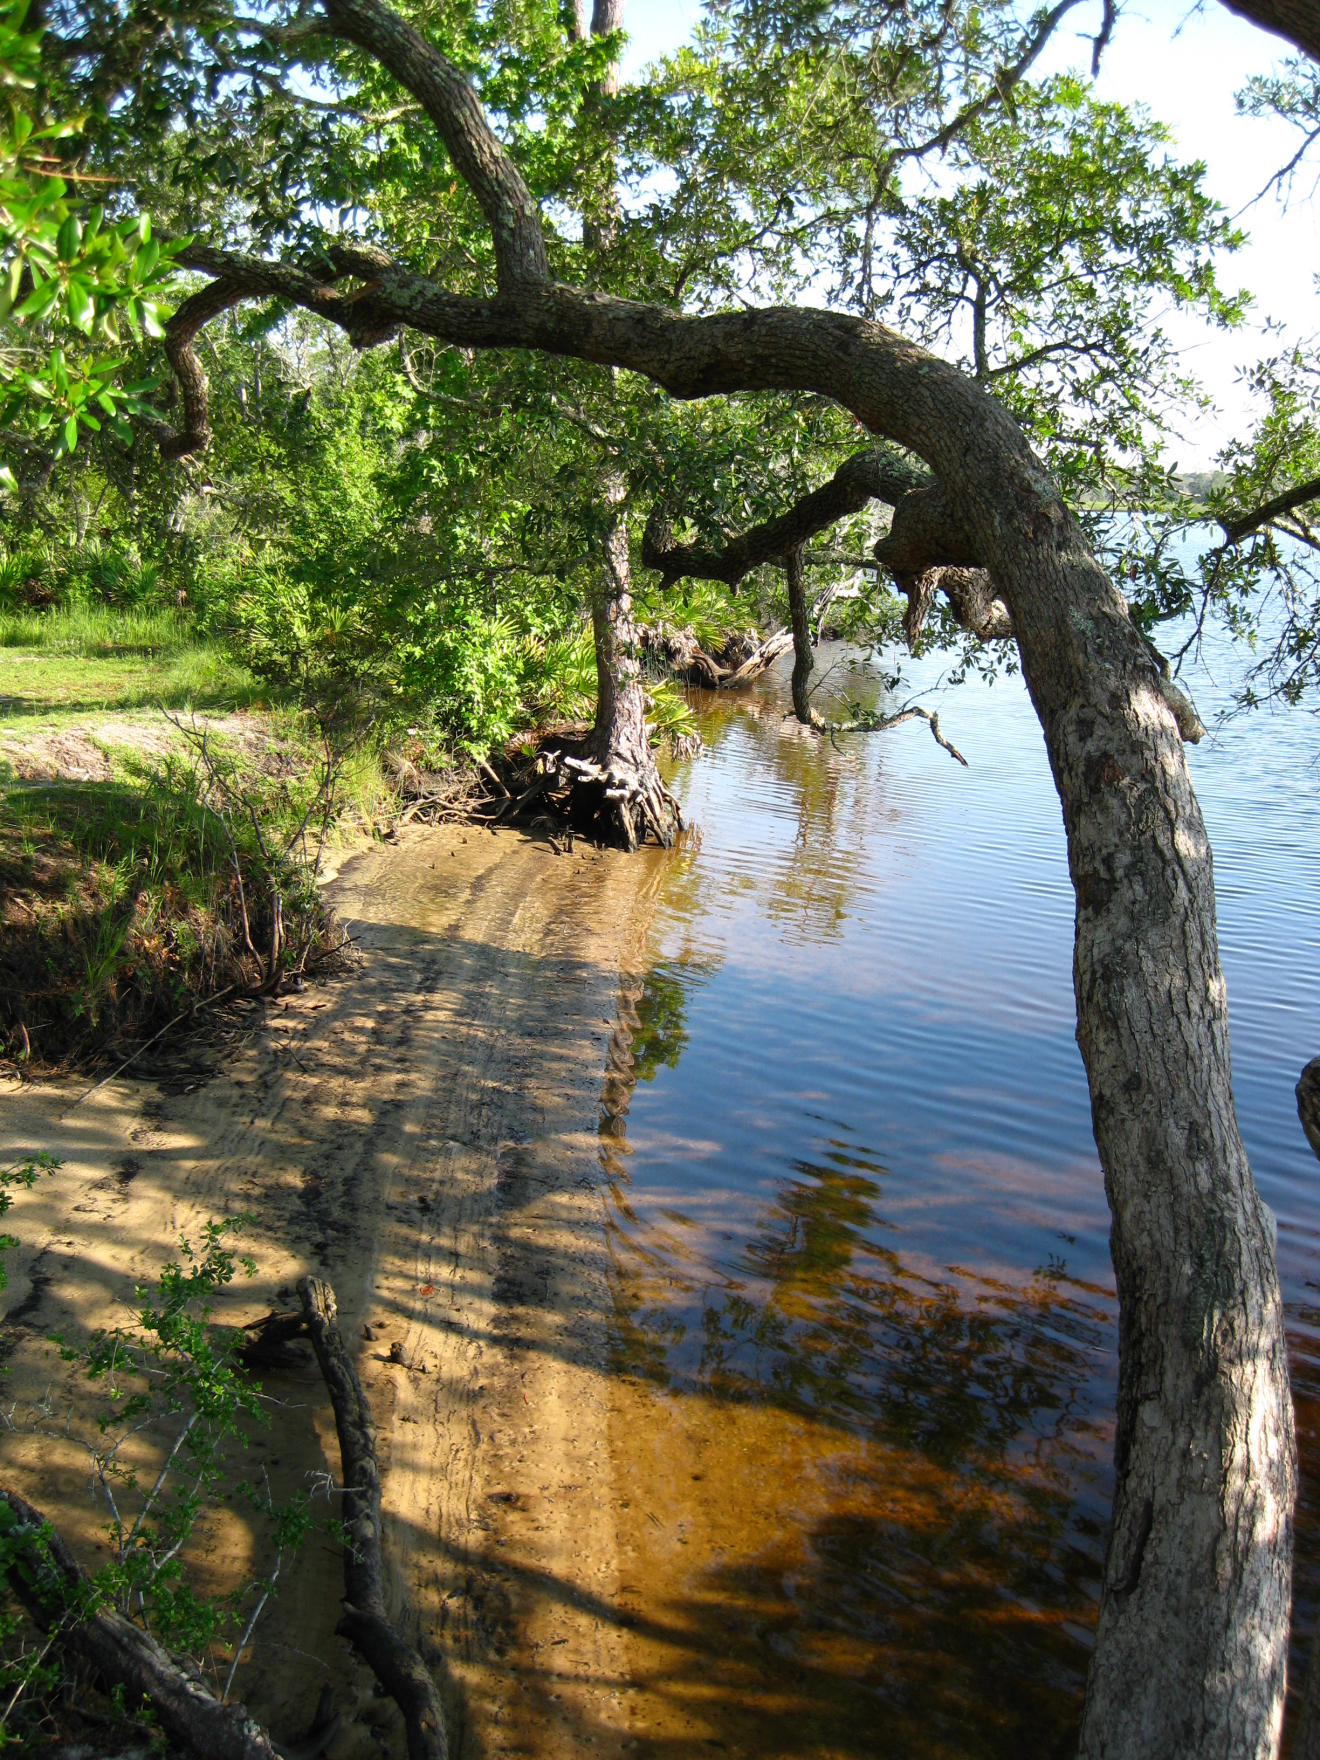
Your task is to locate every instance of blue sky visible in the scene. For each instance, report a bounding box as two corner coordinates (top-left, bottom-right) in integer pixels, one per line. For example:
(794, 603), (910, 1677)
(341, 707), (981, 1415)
(618, 0), (1317, 465)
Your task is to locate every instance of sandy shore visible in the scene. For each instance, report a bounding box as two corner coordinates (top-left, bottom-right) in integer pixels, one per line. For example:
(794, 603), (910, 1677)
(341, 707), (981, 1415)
(0, 821), (671, 1759)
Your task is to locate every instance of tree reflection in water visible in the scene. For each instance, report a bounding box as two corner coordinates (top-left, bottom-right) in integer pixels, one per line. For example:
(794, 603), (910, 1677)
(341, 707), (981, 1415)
(598, 959), (1116, 1760)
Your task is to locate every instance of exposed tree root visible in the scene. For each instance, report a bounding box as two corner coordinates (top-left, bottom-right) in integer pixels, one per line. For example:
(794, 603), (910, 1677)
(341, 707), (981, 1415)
(0, 1277), (447, 1760)
(536, 747), (684, 851)
(296, 1276), (448, 1760)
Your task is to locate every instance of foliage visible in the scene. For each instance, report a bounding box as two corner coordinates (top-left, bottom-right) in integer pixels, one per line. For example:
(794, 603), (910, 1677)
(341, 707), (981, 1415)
(0, 0), (1308, 746)
(0, 1218), (314, 1741)
(0, 0), (180, 469)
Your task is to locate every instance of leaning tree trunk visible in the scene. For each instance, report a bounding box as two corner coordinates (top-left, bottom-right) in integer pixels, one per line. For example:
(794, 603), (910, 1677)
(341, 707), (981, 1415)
(992, 476), (1294, 1760)
(577, 470), (682, 849)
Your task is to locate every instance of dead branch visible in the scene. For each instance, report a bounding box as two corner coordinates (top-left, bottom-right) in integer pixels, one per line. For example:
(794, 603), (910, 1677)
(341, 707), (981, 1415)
(297, 1276), (448, 1760)
(0, 1280), (450, 1759)
(784, 547), (969, 762)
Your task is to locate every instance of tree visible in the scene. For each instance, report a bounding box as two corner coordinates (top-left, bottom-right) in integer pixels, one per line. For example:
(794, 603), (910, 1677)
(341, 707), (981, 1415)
(40, 0), (1307, 1755)
(0, 0), (180, 490)
(567, 0), (682, 848)
(1221, 0), (1320, 64)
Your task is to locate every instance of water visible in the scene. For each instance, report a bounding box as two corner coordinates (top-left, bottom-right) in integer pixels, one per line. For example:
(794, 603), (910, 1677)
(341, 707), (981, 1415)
(596, 623), (1320, 1756)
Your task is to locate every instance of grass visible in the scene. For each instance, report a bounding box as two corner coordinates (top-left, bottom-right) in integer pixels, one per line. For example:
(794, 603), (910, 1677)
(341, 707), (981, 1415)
(0, 608), (359, 1069)
(0, 603), (196, 652)
(0, 753), (348, 1068)
(0, 606), (271, 721)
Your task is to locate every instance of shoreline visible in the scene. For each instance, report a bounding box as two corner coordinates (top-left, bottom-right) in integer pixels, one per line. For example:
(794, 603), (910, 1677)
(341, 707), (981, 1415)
(0, 819), (671, 1757)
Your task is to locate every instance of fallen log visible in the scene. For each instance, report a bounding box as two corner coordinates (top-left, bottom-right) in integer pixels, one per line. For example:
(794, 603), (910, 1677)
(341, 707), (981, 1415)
(0, 1279), (447, 1760)
(297, 1275), (448, 1760)
(638, 621), (791, 690)
(0, 1487), (283, 1760)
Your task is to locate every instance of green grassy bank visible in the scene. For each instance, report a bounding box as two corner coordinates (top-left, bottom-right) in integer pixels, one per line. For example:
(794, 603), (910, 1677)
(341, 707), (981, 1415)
(0, 610), (372, 1070)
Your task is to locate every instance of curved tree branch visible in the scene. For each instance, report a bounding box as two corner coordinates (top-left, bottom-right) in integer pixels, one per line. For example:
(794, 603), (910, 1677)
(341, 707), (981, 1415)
(641, 445), (932, 586)
(1219, 473), (1320, 544)
(297, 1277), (447, 1760)
(317, 0), (549, 291)
(149, 278), (249, 459)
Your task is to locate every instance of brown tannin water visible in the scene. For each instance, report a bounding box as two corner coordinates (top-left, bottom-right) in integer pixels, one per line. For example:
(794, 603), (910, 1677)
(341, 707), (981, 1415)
(591, 633), (1320, 1759)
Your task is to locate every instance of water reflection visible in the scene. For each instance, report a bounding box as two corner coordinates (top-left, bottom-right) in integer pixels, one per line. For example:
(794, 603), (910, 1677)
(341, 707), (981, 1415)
(592, 614), (1320, 1757)
(599, 958), (1113, 1757)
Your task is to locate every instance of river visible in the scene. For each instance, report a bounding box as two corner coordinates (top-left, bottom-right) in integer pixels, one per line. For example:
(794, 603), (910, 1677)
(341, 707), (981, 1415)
(594, 623), (1320, 1757)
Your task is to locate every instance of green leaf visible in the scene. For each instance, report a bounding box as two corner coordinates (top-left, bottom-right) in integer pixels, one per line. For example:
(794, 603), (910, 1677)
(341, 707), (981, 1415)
(63, 413), (77, 450)
(65, 277), (94, 332)
(14, 275), (58, 320)
(56, 212), (81, 261)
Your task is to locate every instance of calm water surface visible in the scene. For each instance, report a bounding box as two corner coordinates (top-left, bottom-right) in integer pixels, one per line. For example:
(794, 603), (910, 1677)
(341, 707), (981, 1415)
(597, 625), (1320, 1758)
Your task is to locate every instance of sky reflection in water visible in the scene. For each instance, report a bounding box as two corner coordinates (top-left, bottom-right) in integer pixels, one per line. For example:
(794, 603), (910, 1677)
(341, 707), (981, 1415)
(597, 622), (1320, 1757)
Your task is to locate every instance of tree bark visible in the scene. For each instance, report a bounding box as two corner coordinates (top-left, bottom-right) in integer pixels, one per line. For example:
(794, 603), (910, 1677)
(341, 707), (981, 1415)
(1292, 1060), (1320, 1760)
(1217, 0), (1320, 62)
(786, 545), (817, 724)
(153, 2), (1299, 1746)
(578, 471), (682, 848)
(571, 0), (681, 850)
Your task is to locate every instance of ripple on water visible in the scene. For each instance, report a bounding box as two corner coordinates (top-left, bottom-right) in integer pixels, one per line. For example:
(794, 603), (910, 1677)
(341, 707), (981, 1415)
(597, 624), (1320, 1756)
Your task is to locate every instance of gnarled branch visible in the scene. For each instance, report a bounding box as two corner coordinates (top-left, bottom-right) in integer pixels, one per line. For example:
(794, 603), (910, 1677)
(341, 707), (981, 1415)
(317, 0), (549, 291)
(641, 446), (932, 586)
(897, 565), (1014, 648)
(149, 278), (248, 459)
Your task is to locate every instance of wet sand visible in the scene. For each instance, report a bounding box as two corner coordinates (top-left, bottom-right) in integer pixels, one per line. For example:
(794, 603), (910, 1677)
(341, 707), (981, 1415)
(0, 821), (674, 1758)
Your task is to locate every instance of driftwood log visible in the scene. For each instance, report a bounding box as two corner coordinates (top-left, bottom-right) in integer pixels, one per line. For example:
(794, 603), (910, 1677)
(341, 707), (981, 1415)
(297, 1275), (448, 1760)
(639, 621), (793, 689)
(0, 1280), (445, 1760)
(0, 1487), (283, 1760)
